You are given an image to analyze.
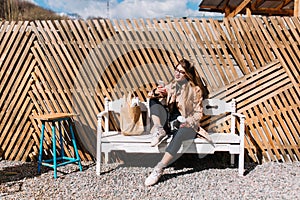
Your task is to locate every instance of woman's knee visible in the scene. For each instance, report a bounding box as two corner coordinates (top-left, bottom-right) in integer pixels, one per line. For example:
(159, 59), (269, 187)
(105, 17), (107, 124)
(150, 99), (168, 122)
(173, 128), (196, 140)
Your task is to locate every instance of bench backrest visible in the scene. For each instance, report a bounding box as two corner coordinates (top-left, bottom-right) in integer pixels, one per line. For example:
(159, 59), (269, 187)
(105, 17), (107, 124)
(203, 99), (236, 115)
(107, 98), (149, 113)
(106, 98), (236, 116)
(103, 98), (237, 135)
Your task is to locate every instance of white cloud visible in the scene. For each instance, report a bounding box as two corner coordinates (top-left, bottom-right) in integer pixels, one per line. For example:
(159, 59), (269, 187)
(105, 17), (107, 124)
(30, 0), (221, 19)
(111, 0), (188, 19)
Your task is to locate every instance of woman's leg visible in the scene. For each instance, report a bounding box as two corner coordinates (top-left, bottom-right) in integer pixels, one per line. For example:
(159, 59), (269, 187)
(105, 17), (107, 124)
(149, 98), (168, 127)
(165, 127), (197, 157)
(149, 99), (168, 146)
(157, 127), (197, 166)
(145, 127), (197, 186)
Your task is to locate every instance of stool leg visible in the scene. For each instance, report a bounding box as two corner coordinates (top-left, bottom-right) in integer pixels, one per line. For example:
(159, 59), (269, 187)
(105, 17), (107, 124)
(38, 122), (45, 173)
(59, 122), (64, 159)
(52, 121), (57, 179)
(68, 119), (82, 171)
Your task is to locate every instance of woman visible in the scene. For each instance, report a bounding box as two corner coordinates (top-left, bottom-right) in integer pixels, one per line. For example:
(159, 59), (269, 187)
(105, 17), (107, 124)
(145, 59), (206, 186)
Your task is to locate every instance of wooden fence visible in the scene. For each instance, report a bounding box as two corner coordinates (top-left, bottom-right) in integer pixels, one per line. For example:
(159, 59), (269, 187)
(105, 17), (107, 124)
(0, 16), (299, 163)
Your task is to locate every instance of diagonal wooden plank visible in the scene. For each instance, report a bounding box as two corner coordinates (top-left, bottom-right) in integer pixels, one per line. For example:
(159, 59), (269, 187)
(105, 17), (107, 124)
(0, 47), (36, 122)
(187, 19), (215, 92)
(0, 21), (17, 70)
(128, 19), (169, 91)
(8, 104), (33, 160)
(247, 17), (275, 62)
(137, 18), (174, 83)
(200, 19), (231, 85)
(240, 17), (269, 66)
(226, 0), (251, 17)
(229, 17), (256, 72)
(260, 17), (300, 95)
(222, 18), (250, 75)
(0, 57), (35, 147)
(193, 19), (224, 89)
(209, 18), (239, 81)
(252, 103), (282, 161)
(15, 127), (35, 161)
(0, 21), (30, 95)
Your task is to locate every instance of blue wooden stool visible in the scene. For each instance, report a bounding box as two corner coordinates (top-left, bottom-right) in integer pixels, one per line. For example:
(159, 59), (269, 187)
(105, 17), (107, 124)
(34, 113), (82, 178)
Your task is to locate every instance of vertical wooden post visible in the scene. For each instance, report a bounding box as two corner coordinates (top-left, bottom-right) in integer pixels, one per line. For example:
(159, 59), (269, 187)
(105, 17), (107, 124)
(295, 0), (300, 17)
(225, 7), (230, 17)
(246, 7), (251, 17)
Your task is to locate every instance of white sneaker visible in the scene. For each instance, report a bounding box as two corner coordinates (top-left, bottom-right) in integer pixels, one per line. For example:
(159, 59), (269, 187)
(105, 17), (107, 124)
(145, 167), (164, 186)
(150, 126), (167, 147)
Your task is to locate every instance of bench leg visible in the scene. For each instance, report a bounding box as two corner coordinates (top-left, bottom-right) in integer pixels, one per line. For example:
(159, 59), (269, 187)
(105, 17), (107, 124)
(96, 151), (108, 175)
(96, 142), (101, 176)
(104, 152), (109, 164)
(96, 160), (101, 176)
(238, 150), (244, 176)
(230, 154), (235, 166)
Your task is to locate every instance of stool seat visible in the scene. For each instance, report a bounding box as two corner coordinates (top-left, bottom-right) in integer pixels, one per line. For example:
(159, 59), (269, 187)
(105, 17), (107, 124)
(33, 113), (78, 121)
(34, 112), (82, 179)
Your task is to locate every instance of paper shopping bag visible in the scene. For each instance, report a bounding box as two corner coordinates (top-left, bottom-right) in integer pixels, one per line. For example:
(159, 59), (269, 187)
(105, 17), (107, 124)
(120, 93), (144, 136)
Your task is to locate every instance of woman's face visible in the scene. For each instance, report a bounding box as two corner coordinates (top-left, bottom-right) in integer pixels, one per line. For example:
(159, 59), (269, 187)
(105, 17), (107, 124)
(174, 64), (186, 82)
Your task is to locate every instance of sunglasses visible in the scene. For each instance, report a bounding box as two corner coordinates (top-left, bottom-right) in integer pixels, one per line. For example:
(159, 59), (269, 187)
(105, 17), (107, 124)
(175, 68), (186, 75)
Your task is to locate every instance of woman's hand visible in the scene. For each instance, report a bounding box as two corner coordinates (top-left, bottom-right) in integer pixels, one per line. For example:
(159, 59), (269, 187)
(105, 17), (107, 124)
(179, 123), (186, 128)
(179, 122), (191, 128)
(147, 85), (167, 98)
(156, 85), (167, 96)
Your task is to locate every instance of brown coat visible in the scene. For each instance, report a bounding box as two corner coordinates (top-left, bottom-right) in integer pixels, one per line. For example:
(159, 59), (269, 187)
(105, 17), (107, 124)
(148, 80), (202, 131)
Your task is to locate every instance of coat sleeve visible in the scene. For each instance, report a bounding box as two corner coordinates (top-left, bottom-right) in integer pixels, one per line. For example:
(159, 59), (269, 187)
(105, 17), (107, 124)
(185, 86), (203, 128)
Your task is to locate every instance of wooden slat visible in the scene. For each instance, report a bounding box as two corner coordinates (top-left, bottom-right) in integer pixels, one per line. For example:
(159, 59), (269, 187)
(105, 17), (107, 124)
(209, 18), (239, 81)
(222, 18), (250, 75)
(16, 127), (35, 161)
(201, 19), (231, 85)
(135, 19), (173, 83)
(0, 56), (35, 149)
(32, 21), (72, 112)
(261, 17), (300, 95)
(246, 107), (276, 161)
(0, 22), (30, 99)
(125, 19), (158, 89)
(147, 19), (178, 66)
(2, 96), (32, 158)
(90, 19), (132, 98)
(0, 21), (18, 78)
(243, 18), (266, 65)
(8, 104), (34, 160)
(190, 19), (221, 89)
(228, 17), (256, 72)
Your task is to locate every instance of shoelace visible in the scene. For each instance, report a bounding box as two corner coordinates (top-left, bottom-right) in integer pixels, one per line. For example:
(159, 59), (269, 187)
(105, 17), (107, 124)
(153, 128), (163, 137)
(151, 168), (162, 177)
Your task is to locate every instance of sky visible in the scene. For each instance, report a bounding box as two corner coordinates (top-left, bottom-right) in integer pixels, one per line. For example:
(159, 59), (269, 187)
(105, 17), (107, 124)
(27, 0), (222, 19)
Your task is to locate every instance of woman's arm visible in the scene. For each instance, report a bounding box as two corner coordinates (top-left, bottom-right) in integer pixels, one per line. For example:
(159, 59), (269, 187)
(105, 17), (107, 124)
(185, 86), (203, 128)
(148, 83), (168, 99)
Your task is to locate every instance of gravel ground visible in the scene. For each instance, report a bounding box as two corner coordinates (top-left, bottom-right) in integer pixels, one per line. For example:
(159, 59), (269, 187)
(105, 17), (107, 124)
(0, 154), (299, 200)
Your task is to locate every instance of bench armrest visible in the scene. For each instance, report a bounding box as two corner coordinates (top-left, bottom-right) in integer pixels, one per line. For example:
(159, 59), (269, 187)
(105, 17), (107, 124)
(232, 112), (246, 119)
(97, 110), (108, 119)
(231, 112), (246, 137)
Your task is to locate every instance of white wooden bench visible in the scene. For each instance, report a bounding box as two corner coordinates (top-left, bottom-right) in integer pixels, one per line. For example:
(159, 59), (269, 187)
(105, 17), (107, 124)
(96, 98), (246, 176)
